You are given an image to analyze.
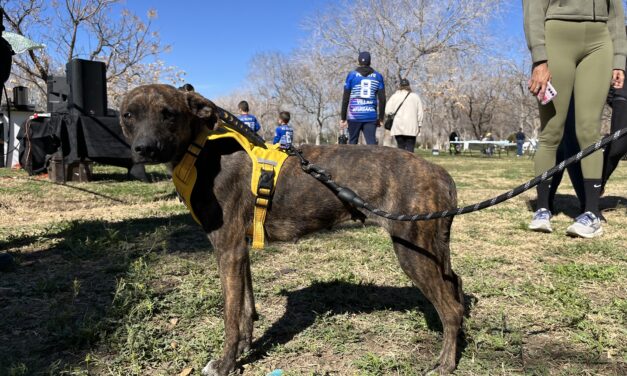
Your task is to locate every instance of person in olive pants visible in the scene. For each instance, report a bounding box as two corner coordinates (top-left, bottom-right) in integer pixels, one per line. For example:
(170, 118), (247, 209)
(524, 0), (627, 238)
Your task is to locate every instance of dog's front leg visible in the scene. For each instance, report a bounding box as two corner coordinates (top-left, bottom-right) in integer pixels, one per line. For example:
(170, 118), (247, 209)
(202, 244), (248, 376)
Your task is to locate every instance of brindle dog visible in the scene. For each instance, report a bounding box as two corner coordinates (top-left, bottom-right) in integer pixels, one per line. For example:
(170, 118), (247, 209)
(120, 84), (465, 375)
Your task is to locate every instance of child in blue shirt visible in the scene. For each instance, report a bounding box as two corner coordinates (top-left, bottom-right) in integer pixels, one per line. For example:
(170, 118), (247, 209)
(237, 100), (262, 134)
(273, 111), (294, 149)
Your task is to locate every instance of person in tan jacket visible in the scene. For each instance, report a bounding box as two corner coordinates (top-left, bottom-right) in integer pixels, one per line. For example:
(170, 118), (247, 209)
(385, 78), (423, 152)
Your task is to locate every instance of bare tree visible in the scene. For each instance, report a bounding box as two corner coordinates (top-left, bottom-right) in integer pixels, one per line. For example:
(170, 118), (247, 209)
(301, 0), (506, 145)
(246, 50), (342, 145)
(452, 59), (530, 140)
(277, 49), (342, 145)
(306, 0), (502, 83)
(3, 0), (183, 108)
(500, 59), (541, 139)
(240, 0), (526, 146)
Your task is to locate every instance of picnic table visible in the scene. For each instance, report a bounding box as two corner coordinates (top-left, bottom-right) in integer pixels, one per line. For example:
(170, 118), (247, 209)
(450, 140), (517, 157)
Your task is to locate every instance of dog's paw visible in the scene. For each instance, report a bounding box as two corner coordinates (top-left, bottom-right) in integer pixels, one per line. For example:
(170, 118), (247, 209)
(425, 369), (439, 376)
(201, 360), (220, 376)
(424, 362), (455, 375)
(236, 340), (251, 357)
(425, 367), (443, 376)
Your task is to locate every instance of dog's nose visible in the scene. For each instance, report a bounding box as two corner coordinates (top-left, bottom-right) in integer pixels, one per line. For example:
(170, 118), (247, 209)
(134, 142), (160, 159)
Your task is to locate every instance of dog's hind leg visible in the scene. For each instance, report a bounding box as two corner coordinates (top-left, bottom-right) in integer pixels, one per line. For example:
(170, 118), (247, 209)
(237, 257), (255, 357)
(390, 222), (464, 375)
(202, 240), (251, 376)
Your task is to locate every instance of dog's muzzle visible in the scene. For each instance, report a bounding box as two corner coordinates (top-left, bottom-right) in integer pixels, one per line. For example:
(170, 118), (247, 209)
(132, 139), (172, 163)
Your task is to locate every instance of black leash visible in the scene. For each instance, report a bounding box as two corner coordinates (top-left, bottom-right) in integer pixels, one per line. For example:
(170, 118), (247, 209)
(213, 104), (625, 221)
(288, 128), (627, 221)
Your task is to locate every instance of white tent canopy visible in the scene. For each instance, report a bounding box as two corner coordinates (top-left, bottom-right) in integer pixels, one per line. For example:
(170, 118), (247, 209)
(2, 31), (44, 54)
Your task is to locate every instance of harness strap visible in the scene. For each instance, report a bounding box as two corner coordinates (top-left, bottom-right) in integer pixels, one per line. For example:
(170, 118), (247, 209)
(251, 164), (275, 249)
(173, 123), (289, 250)
(172, 126), (211, 223)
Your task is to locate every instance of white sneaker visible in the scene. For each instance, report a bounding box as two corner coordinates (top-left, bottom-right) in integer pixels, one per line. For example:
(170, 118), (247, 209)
(566, 212), (603, 238)
(529, 208), (553, 233)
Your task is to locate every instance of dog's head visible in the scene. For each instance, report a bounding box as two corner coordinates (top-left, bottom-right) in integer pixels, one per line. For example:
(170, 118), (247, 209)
(119, 84), (217, 164)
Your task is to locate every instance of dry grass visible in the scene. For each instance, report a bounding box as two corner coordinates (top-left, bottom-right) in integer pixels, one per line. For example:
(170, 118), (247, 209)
(0, 152), (625, 376)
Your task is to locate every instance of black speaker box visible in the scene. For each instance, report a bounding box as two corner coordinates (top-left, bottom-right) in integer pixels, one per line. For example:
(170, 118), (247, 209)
(66, 59), (107, 116)
(12, 86), (28, 108)
(46, 75), (69, 112)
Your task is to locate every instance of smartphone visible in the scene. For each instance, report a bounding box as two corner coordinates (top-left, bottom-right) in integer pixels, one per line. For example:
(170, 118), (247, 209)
(537, 81), (557, 105)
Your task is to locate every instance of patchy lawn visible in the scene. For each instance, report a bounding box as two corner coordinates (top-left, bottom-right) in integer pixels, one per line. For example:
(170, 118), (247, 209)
(1, 152), (625, 375)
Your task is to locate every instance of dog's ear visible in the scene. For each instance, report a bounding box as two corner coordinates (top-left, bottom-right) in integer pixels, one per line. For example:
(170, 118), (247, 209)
(185, 91), (217, 129)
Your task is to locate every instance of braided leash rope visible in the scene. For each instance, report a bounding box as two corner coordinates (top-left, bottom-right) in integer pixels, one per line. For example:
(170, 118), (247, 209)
(288, 128), (627, 221)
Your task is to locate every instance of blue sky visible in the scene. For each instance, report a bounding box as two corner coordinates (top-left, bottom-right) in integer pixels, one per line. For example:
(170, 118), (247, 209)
(124, 0), (335, 98)
(123, 1), (526, 99)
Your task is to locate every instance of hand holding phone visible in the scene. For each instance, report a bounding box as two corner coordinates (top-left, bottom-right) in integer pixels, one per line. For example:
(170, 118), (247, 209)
(537, 81), (557, 105)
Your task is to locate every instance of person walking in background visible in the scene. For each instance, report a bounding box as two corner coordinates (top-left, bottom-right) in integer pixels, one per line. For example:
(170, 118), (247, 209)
(515, 127), (526, 157)
(449, 130), (460, 155)
(385, 78), (423, 152)
(483, 132), (495, 156)
(273, 111), (294, 149)
(523, 0), (626, 238)
(237, 100), (262, 135)
(340, 51), (386, 145)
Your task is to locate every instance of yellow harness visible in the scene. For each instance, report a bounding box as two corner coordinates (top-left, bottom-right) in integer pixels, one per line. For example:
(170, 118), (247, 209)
(172, 124), (290, 249)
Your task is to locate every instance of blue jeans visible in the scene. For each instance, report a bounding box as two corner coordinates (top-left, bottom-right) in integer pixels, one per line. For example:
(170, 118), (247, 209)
(348, 121), (377, 145)
(516, 140), (524, 156)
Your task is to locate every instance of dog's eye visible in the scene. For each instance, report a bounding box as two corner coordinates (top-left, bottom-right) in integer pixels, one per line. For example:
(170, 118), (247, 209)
(123, 112), (133, 120)
(162, 108), (177, 120)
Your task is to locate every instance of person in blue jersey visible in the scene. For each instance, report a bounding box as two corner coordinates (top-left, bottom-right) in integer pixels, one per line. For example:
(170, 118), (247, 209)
(237, 100), (262, 134)
(273, 111), (294, 149)
(340, 51), (386, 145)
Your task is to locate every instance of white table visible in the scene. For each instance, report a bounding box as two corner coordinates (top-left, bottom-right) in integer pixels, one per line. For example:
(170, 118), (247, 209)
(1, 108), (37, 167)
(449, 140), (517, 157)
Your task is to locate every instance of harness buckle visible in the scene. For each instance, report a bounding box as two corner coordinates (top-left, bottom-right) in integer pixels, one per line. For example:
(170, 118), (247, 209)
(255, 167), (275, 207)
